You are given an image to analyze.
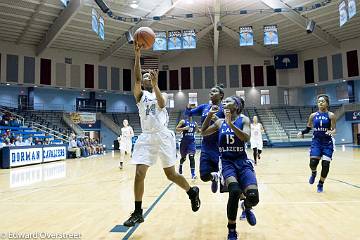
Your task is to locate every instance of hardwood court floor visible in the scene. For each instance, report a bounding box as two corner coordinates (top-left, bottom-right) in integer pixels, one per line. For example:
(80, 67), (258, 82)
(0, 146), (359, 240)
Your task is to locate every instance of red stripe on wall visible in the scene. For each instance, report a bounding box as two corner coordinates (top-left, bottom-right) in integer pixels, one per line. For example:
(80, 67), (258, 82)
(40, 58), (51, 85)
(181, 67), (190, 90)
(241, 64), (251, 87)
(254, 66), (264, 87)
(170, 70), (179, 90)
(85, 64), (94, 88)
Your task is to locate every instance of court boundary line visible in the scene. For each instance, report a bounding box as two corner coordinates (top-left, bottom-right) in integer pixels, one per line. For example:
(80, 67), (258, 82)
(329, 178), (360, 189)
(120, 183), (174, 240)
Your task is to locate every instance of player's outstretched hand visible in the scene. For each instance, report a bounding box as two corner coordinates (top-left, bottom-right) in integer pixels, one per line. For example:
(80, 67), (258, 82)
(149, 69), (159, 87)
(209, 105), (219, 116)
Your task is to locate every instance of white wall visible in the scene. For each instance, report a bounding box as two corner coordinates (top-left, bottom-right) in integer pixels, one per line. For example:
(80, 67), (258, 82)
(0, 40), (133, 90)
(1, 36), (360, 111)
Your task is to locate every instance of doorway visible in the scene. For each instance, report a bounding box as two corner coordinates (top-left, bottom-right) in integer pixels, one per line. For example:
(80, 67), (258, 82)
(352, 123), (360, 145)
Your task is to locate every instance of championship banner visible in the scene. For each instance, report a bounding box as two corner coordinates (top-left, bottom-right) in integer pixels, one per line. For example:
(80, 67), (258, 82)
(43, 146), (67, 163)
(182, 29), (196, 49)
(10, 147), (43, 167)
(153, 31), (167, 51)
(339, 1), (348, 27)
(239, 26), (254, 46)
(264, 25), (279, 45)
(348, 0), (356, 19)
(70, 112), (96, 124)
(168, 30), (182, 50)
(92, 8), (99, 34)
(99, 16), (105, 40)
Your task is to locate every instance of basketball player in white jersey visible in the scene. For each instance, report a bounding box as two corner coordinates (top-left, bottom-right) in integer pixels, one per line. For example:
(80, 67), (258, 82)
(118, 119), (134, 169)
(250, 116), (264, 165)
(123, 43), (201, 227)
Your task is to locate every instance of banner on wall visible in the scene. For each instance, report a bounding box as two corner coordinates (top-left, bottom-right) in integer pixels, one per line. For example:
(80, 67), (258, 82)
(168, 30), (182, 50)
(239, 26), (254, 46)
(182, 29), (196, 49)
(339, 1), (348, 27)
(274, 54), (298, 69)
(264, 25), (278, 45)
(153, 31), (167, 51)
(348, 0), (356, 19)
(70, 112), (96, 124)
(345, 111), (360, 121)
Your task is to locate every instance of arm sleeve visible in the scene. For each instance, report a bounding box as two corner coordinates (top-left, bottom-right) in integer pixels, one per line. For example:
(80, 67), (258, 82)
(184, 104), (205, 116)
(301, 126), (312, 135)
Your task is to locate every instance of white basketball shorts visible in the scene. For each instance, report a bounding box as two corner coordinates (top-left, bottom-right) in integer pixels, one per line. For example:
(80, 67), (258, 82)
(131, 129), (176, 168)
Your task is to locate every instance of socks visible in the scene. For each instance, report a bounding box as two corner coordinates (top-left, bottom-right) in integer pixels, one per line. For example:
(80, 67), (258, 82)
(135, 201), (142, 213)
(227, 223), (236, 231)
(211, 172), (218, 181)
(319, 180), (324, 185)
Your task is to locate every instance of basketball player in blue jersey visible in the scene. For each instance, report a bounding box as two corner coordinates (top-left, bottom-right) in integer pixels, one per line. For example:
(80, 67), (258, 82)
(123, 43), (200, 227)
(202, 96), (259, 240)
(184, 84), (225, 192)
(176, 116), (199, 179)
(297, 94), (336, 193)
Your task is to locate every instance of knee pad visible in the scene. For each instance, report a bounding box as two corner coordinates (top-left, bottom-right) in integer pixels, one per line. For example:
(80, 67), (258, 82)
(245, 189), (259, 207)
(227, 182), (242, 221)
(180, 157), (186, 164)
(309, 158), (320, 171)
(321, 160), (330, 178)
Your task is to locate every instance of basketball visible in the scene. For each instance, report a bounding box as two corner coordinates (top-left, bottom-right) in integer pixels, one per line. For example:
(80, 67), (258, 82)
(134, 27), (155, 50)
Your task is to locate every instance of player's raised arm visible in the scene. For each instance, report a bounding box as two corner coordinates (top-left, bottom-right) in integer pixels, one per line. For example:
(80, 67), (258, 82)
(326, 112), (336, 136)
(201, 105), (219, 133)
(184, 104), (206, 116)
(226, 111), (250, 142)
(176, 120), (188, 133)
(133, 43), (143, 103)
(202, 119), (222, 136)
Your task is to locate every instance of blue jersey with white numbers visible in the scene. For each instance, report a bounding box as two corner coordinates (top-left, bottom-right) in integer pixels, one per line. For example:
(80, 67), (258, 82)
(185, 103), (225, 155)
(313, 111), (332, 142)
(181, 120), (196, 143)
(218, 116), (248, 161)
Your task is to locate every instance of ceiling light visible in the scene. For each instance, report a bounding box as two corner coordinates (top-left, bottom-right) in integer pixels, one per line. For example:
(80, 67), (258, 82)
(130, 0), (139, 8)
